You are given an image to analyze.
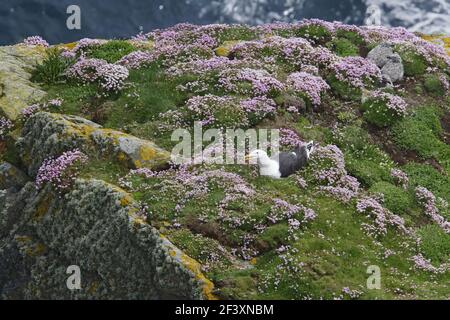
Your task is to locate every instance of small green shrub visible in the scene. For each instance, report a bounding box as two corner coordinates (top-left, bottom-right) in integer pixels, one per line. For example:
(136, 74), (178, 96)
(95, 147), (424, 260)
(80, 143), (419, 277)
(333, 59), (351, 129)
(295, 25), (332, 44)
(396, 47), (428, 77)
(335, 30), (364, 46)
(423, 74), (447, 96)
(87, 40), (136, 63)
(369, 182), (414, 214)
(392, 108), (450, 166)
(327, 38), (359, 57)
(417, 224), (450, 264)
(31, 49), (73, 85)
(362, 96), (402, 127)
(327, 74), (361, 101)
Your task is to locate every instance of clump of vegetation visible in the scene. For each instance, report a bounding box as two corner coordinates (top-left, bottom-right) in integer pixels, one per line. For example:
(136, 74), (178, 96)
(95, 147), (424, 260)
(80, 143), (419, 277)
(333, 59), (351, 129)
(361, 90), (408, 127)
(417, 224), (450, 264)
(369, 181), (415, 215)
(86, 40), (136, 63)
(403, 163), (450, 202)
(327, 37), (359, 57)
(396, 47), (428, 76)
(392, 107), (450, 168)
(31, 49), (74, 85)
(423, 73), (449, 96)
(333, 125), (393, 187)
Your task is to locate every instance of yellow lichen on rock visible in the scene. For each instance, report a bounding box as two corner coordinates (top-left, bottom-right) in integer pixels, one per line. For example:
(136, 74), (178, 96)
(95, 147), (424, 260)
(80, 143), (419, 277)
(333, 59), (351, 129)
(420, 34), (450, 56)
(215, 40), (241, 57)
(0, 45), (47, 120)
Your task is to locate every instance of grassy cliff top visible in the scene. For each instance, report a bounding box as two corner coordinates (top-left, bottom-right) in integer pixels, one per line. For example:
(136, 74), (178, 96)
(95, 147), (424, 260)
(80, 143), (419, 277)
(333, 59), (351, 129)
(1, 20), (449, 299)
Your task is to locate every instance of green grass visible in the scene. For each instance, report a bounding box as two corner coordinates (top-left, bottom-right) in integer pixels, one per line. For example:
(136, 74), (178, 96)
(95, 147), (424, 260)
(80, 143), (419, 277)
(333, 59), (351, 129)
(402, 163), (450, 202)
(369, 182), (416, 216)
(417, 225), (450, 264)
(333, 125), (393, 187)
(392, 107), (450, 170)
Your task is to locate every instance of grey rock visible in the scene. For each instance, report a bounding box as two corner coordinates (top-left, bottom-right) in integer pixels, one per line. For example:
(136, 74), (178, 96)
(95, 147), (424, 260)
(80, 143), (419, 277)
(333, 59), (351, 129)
(0, 179), (213, 299)
(381, 54), (405, 83)
(0, 45), (47, 120)
(17, 112), (170, 177)
(367, 44), (404, 84)
(0, 162), (29, 191)
(367, 43), (394, 68)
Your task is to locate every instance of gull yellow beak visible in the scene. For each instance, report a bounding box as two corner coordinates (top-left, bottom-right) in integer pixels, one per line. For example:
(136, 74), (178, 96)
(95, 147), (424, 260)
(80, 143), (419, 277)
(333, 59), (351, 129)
(244, 155), (253, 162)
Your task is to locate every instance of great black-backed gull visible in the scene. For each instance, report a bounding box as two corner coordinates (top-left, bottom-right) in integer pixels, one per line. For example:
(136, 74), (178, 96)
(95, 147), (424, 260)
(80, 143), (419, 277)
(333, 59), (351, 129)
(245, 141), (315, 179)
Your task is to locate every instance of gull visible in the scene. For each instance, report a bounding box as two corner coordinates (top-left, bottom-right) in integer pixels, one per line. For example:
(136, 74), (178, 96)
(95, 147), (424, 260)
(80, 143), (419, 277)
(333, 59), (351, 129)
(245, 141), (315, 179)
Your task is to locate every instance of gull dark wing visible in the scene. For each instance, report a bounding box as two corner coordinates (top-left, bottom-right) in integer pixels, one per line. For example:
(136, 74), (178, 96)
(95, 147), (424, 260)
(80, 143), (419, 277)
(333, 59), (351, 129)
(277, 152), (300, 178)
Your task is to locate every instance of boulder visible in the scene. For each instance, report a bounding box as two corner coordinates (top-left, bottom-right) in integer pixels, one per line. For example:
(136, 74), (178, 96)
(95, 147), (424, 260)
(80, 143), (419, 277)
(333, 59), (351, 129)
(0, 179), (214, 299)
(367, 43), (394, 67)
(17, 112), (170, 176)
(0, 45), (48, 121)
(0, 162), (29, 191)
(381, 54), (405, 83)
(367, 43), (404, 83)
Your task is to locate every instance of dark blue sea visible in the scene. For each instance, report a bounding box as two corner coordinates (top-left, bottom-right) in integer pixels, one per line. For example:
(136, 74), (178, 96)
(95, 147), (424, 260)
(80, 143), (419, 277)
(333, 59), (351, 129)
(1, 0), (449, 45)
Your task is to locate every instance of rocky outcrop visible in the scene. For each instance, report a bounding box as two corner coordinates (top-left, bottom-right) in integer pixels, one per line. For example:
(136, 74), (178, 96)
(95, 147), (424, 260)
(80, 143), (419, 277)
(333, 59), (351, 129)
(0, 178), (214, 299)
(17, 112), (170, 176)
(0, 45), (47, 121)
(0, 162), (29, 191)
(367, 43), (404, 84)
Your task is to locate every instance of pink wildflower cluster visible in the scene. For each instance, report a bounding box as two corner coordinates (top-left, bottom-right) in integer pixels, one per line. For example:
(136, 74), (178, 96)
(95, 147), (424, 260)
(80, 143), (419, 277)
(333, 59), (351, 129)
(320, 175), (360, 203)
(0, 117), (14, 139)
(415, 187), (450, 233)
(367, 90), (408, 116)
(240, 96), (277, 122)
(341, 287), (363, 299)
(117, 50), (154, 70)
(287, 72), (330, 106)
(390, 168), (409, 189)
(279, 128), (303, 148)
(218, 68), (285, 96)
(21, 99), (63, 119)
(356, 196), (409, 237)
(96, 63), (129, 92)
(185, 94), (243, 126)
(268, 198), (316, 226)
(35, 149), (88, 191)
(66, 57), (129, 92)
(411, 254), (449, 274)
(231, 36), (336, 69)
(311, 145), (346, 185)
(438, 74), (450, 95)
(23, 36), (49, 47)
(73, 38), (105, 53)
(330, 56), (381, 88)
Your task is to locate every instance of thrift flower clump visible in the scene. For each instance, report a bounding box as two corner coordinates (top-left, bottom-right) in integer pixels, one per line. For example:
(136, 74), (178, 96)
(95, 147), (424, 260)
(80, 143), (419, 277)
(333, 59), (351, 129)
(36, 149), (88, 191)
(23, 36), (49, 47)
(0, 117), (13, 139)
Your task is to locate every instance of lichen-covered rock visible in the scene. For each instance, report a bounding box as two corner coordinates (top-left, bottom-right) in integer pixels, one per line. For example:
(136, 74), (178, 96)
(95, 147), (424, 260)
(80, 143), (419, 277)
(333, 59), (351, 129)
(0, 45), (47, 121)
(367, 43), (404, 84)
(0, 162), (29, 191)
(367, 43), (395, 67)
(17, 112), (170, 176)
(0, 179), (214, 299)
(215, 40), (242, 57)
(381, 54), (404, 83)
